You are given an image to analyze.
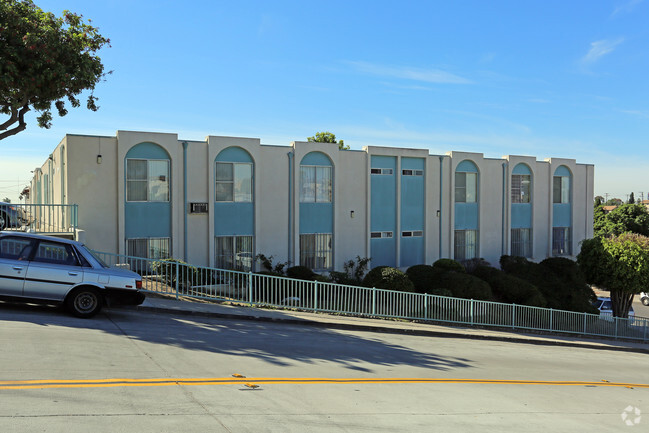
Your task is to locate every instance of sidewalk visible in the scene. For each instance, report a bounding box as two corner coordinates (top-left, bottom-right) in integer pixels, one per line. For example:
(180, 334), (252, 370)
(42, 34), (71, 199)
(133, 294), (649, 354)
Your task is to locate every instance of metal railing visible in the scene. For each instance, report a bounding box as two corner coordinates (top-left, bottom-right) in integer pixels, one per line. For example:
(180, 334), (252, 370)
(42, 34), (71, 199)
(94, 251), (649, 343)
(0, 203), (78, 234)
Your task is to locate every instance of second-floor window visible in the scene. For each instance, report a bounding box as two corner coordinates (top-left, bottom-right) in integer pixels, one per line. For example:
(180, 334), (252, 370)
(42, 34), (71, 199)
(216, 162), (252, 202)
(511, 174), (531, 203)
(455, 172), (477, 203)
(300, 165), (332, 203)
(553, 176), (570, 204)
(126, 159), (169, 202)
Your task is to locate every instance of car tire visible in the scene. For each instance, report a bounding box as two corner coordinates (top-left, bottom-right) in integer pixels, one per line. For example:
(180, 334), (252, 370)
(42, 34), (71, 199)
(65, 287), (103, 318)
(0, 212), (6, 231)
(642, 297), (649, 307)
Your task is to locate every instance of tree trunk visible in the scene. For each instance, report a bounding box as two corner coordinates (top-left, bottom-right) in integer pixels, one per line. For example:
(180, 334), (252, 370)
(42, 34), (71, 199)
(610, 289), (634, 318)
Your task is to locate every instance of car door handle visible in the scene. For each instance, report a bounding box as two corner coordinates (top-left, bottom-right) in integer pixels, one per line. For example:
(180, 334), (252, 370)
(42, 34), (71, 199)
(68, 272), (79, 276)
(12, 266), (23, 271)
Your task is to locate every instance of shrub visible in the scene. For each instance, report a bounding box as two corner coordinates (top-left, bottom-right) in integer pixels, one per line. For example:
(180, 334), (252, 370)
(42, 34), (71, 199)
(362, 266), (415, 292)
(433, 272), (493, 300)
(432, 258), (465, 273)
(329, 256), (371, 285)
(255, 254), (288, 276)
(461, 257), (490, 273)
(150, 258), (199, 291)
(286, 266), (316, 281)
(429, 288), (453, 297)
(472, 265), (546, 307)
(406, 264), (439, 293)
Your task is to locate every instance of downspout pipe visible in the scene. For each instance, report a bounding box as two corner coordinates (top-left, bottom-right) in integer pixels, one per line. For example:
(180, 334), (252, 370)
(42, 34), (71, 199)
(438, 156), (443, 259)
(288, 151), (294, 265)
(182, 141), (188, 261)
(502, 162), (507, 255)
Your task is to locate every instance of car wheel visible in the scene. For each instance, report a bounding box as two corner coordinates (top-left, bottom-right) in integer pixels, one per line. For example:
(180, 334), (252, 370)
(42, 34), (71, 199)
(0, 212), (6, 231)
(66, 287), (103, 318)
(642, 297), (649, 306)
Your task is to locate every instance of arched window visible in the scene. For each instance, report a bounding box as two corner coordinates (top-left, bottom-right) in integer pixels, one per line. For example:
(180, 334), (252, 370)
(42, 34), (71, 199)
(299, 152), (333, 270)
(552, 165), (572, 255)
(511, 163), (532, 257)
(215, 147), (253, 202)
(454, 160), (479, 261)
(126, 143), (170, 202)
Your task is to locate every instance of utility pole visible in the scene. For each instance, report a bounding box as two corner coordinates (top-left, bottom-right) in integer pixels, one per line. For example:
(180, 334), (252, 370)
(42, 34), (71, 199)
(605, 193), (609, 203)
(641, 192), (644, 202)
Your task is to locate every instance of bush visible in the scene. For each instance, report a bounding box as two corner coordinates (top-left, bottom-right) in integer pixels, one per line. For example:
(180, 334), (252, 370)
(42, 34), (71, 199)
(362, 266), (415, 292)
(461, 257), (490, 273)
(499, 255), (597, 313)
(329, 256), (371, 285)
(472, 265), (546, 307)
(150, 258), (199, 291)
(286, 266), (316, 281)
(433, 272), (493, 300)
(406, 264), (439, 293)
(429, 288), (453, 297)
(432, 258), (465, 273)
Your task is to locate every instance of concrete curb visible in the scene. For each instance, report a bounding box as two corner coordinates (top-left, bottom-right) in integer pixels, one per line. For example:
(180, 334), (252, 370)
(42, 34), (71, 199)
(135, 304), (649, 355)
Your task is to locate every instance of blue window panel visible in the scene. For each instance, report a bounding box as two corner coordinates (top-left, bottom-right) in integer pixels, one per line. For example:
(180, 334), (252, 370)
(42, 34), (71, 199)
(454, 203), (479, 230)
(553, 203), (571, 227)
(216, 147), (253, 163)
(400, 237), (424, 267)
(511, 203), (532, 228)
(125, 202), (171, 238)
(299, 202), (333, 234)
(401, 157), (425, 171)
(301, 151), (332, 166)
(125, 142), (170, 160)
(371, 238), (396, 268)
(401, 176), (424, 230)
(456, 160), (478, 173)
(554, 165), (571, 177)
(371, 156), (396, 232)
(214, 202), (254, 235)
(513, 163), (532, 175)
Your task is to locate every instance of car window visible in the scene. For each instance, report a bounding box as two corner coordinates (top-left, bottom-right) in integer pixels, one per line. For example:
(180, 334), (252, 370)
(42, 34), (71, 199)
(0, 237), (33, 260)
(32, 241), (80, 266)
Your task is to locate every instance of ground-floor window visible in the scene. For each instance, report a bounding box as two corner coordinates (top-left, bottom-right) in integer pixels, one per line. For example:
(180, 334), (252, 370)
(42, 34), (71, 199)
(300, 233), (332, 271)
(511, 228), (532, 258)
(552, 227), (571, 256)
(126, 237), (170, 259)
(215, 235), (254, 271)
(454, 230), (478, 261)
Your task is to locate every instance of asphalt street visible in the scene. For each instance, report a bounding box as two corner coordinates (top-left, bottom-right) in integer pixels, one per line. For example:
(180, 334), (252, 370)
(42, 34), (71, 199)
(0, 302), (647, 432)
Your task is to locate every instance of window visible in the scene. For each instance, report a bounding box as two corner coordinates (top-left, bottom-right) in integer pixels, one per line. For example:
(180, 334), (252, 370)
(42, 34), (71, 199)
(215, 162), (252, 202)
(371, 168), (393, 175)
(33, 241), (78, 266)
(401, 231), (423, 237)
(126, 238), (170, 259)
(455, 172), (477, 203)
(552, 227), (571, 256)
(126, 159), (170, 202)
(511, 174), (531, 203)
(454, 230), (478, 261)
(370, 231), (393, 238)
(215, 236), (254, 271)
(0, 237), (32, 260)
(300, 233), (332, 270)
(300, 166), (332, 203)
(402, 169), (423, 176)
(511, 228), (532, 258)
(553, 176), (570, 204)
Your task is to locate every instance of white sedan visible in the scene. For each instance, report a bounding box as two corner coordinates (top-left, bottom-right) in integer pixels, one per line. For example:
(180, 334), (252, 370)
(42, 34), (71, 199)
(0, 232), (144, 318)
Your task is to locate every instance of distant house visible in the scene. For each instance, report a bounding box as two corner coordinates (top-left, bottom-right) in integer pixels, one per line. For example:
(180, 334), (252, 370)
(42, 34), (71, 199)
(602, 205), (618, 214)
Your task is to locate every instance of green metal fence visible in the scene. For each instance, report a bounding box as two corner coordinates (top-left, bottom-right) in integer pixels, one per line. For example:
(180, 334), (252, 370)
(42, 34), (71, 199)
(94, 251), (649, 343)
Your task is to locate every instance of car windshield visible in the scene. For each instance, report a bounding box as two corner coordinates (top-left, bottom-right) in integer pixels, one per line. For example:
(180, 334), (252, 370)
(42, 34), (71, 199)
(79, 244), (110, 268)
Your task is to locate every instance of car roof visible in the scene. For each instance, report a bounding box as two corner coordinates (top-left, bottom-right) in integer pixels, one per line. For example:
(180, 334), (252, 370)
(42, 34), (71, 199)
(0, 231), (80, 246)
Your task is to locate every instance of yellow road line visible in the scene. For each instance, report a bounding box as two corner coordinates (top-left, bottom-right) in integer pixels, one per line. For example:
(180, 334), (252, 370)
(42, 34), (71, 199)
(0, 377), (647, 390)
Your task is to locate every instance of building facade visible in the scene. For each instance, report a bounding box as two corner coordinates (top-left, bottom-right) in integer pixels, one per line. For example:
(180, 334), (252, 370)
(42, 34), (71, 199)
(29, 130), (595, 271)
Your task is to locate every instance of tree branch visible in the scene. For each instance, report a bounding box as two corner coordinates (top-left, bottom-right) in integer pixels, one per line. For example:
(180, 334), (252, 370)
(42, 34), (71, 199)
(0, 103), (30, 141)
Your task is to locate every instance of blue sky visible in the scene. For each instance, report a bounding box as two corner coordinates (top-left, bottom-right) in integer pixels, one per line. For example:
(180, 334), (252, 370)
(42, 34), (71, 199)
(1, 0), (648, 203)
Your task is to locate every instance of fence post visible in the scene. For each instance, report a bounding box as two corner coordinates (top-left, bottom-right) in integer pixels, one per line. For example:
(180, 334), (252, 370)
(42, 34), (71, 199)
(424, 294), (428, 320)
(470, 299), (474, 326)
(512, 304), (516, 329)
(248, 271), (253, 307)
(644, 320), (647, 342)
(314, 280), (318, 311)
(615, 317), (618, 339)
(174, 261), (179, 300)
(583, 313), (587, 335)
(549, 308), (553, 331)
(372, 287), (376, 316)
